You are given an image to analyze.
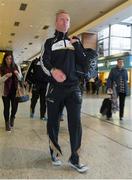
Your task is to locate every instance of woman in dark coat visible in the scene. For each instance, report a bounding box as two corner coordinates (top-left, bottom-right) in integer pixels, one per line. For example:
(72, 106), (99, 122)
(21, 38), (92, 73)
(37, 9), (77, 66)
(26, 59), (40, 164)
(107, 58), (128, 120)
(0, 52), (22, 131)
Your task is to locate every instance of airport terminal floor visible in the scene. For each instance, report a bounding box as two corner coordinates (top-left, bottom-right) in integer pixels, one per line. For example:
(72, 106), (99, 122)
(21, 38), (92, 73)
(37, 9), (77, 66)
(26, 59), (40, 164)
(0, 93), (132, 179)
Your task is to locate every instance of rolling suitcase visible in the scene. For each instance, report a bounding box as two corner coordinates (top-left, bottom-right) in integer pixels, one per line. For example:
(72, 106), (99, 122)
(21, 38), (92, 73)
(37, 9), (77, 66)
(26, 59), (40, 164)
(100, 98), (112, 119)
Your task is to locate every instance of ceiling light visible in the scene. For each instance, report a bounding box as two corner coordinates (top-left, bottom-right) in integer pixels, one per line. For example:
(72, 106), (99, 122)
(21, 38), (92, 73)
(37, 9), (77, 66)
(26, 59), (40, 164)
(10, 33), (15, 36)
(1, 2), (5, 6)
(34, 35), (39, 39)
(19, 3), (27, 11)
(42, 25), (49, 30)
(14, 21), (20, 26)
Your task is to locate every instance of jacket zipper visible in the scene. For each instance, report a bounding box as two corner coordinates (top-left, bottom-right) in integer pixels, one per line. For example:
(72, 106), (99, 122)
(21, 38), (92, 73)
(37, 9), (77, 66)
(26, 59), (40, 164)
(63, 33), (66, 47)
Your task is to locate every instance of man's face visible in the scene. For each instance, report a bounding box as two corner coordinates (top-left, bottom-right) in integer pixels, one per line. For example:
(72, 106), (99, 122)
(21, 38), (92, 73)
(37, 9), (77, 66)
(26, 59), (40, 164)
(55, 13), (70, 33)
(117, 59), (124, 69)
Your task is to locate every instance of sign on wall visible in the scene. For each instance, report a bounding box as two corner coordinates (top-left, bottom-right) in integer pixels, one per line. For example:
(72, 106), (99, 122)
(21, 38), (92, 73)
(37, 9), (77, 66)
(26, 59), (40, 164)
(0, 52), (5, 64)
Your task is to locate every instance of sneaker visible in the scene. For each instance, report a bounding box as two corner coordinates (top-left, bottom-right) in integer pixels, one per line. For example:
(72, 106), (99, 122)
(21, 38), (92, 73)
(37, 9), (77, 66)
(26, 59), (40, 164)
(120, 117), (124, 121)
(30, 113), (34, 118)
(68, 160), (89, 173)
(40, 116), (47, 121)
(106, 117), (112, 121)
(51, 154), (62, 166)
(100, 115), (106, 120)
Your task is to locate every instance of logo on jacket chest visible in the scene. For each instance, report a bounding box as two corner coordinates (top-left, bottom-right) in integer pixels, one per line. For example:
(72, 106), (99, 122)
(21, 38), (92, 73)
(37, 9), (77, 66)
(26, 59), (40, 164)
(52, 40), (74, 51)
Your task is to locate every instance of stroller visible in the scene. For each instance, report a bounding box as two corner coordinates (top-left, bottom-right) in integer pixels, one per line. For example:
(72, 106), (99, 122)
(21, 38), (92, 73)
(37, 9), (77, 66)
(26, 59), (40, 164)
(100, 82), (118, 119)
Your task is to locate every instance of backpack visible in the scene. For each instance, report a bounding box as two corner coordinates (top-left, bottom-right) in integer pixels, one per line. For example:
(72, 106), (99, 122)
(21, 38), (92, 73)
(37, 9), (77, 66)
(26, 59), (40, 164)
(76, 48), (98, 80)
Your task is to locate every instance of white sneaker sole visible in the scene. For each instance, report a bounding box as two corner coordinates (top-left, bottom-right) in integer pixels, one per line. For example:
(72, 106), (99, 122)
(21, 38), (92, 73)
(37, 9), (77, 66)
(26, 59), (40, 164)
(52, 160), (62, 166)
(69, 162), (89, 173)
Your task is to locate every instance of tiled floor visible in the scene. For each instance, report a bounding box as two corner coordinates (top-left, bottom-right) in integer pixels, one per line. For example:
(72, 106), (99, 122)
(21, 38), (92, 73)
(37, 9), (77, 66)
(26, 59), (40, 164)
(82, 94), (132, 131)
(0, 95), (132, 179)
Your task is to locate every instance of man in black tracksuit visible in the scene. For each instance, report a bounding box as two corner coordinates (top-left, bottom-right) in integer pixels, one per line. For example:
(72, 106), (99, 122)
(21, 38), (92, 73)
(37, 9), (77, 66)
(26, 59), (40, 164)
(40, 10), (88, 173)
(25, 57), (48, 120)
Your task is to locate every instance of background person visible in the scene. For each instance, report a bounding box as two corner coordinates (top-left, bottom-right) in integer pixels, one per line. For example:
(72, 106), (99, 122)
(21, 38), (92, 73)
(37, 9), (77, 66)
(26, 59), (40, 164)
(107, 58), (128, 121)
(95, 76), (102, 95)
(25, 57), (48, 120)
(0, 52), (22, 131)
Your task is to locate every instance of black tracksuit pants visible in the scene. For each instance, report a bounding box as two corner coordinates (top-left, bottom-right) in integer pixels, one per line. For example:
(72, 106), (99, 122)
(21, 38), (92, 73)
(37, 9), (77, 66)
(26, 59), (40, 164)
(30, 83), (47, 118)
(46, 84), (82, 164)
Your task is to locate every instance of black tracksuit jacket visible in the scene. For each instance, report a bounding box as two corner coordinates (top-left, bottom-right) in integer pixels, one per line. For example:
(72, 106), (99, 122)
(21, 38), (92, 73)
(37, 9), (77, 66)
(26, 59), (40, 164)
(40, 30), (87, 87)
(25, 58), (49, 86)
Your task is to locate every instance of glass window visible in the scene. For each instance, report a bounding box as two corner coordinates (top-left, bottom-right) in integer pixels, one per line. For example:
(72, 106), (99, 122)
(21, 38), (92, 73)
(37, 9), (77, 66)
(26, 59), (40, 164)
(98, 46), (109, 57)
(98, 27), (109, 39)
(103, 50), (109, 56)
(98, 38), (109, 50)
(98, 41), (104, 56)
(111, 24), (131, 37)
(110, 50), (131, 55)
(111, 37), (131, 49)
(98, 23), (132, 57)
(110, 50), (121, 55)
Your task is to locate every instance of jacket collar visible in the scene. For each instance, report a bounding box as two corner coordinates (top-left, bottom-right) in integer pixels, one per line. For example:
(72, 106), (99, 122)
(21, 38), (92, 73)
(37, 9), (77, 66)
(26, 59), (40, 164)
(54, 30), (68, 39)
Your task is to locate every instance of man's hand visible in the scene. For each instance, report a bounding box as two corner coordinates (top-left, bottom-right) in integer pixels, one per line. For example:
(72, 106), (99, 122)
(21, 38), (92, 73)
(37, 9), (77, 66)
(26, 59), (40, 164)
(70, 37), (79, 44)
(51, 68), (66, 82)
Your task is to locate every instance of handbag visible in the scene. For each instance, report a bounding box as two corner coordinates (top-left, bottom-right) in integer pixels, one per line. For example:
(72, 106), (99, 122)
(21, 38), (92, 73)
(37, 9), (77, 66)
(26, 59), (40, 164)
(16, 81), (29, 103)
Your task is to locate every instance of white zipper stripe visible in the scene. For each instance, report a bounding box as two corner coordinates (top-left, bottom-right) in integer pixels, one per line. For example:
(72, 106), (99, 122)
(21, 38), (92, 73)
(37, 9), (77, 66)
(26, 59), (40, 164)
(40, 43), (51, 76)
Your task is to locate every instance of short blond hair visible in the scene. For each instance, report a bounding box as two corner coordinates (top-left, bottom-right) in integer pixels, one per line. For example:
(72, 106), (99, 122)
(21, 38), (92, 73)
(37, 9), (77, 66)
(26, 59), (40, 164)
(56, 10), (69, 20)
